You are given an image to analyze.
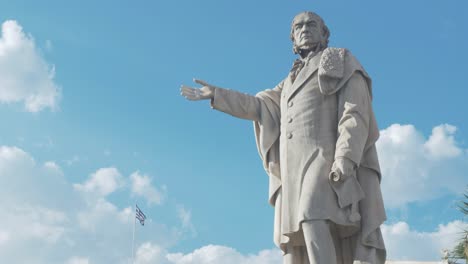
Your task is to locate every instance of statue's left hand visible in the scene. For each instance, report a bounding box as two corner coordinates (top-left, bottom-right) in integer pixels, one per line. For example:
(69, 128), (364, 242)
(180, 79), (216, 101)
(330, 157), (357, 182)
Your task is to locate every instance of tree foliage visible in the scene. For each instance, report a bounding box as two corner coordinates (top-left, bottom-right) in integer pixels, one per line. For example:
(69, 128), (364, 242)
(449, 188), (468, 263)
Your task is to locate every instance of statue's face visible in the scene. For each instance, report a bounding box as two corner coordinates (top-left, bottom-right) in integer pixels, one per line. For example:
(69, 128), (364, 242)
(292, 13), (323, 51)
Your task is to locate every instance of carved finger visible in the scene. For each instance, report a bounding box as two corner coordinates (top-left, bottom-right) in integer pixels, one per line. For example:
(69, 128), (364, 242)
(180, 87), (198, 96)
(193, 79), (211, 87)
(182, 90), (204, 100)
(181, 85), (196, 91)
(182, 92), (197, 100)
(185, 96), (200, 101)
(180, 88), (192, 95)
(180, 90), (196, 98)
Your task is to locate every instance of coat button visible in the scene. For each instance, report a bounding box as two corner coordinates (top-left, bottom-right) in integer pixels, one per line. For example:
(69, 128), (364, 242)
(287, 117), (293, 123)
(287, 133), (293, 139)
(288, 101), (293, 107)
(331, 172), (341, 182)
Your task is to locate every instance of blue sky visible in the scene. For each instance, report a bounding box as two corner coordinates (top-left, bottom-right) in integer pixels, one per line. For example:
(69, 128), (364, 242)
(0, 0), (467, 263)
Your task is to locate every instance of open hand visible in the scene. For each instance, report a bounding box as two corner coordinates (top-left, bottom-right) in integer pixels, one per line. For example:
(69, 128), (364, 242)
(180, 79), (216, 101)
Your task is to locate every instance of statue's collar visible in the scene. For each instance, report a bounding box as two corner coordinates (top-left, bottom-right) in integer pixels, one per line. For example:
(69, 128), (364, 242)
(300, 49), (323, 65)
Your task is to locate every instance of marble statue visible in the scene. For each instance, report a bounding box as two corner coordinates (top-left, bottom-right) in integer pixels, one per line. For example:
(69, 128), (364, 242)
(181, 11), (386, 264)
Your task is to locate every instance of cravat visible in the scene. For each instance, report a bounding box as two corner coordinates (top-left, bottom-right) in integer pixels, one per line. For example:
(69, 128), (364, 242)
(289, 59), (305, 84)
(289, 52), (318, 83)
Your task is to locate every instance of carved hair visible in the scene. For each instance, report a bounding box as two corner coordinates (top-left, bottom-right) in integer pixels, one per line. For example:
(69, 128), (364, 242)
(290, 11), (330, 55)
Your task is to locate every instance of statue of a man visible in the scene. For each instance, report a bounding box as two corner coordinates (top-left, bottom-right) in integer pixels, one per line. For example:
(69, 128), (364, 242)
(181, 11), (386, 264)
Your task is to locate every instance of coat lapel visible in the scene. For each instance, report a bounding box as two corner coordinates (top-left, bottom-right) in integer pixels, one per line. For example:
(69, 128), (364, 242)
(286, 52), (322, 102)
(282, 74), (293, 100)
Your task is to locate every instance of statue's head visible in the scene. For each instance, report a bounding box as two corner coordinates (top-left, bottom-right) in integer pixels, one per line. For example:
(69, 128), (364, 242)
(290, 11), (330, 56)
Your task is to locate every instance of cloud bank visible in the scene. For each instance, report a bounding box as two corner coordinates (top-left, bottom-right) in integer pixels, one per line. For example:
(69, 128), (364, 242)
(0, 20), (60, 112)
(0, 145), (181, 264)
(377, 124), (467, 208)
(0, 123), (466, 263)
(382, 220), (467, 261)
(134, 243), (282, 264)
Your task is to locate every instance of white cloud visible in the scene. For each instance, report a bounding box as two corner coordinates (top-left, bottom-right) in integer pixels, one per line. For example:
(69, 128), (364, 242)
(383, 220), (467, 261)
(0, 230), (10, 245)
(44, 161), (64, 176)
(0, 145), (35, 173)
(133, 243), (282, 264)
(0, 20), (60, 112)
(177, 205), (196, 237)
(74, 167), (123, 197)
(0, 146), (71, 207)
(118, 206), (133, 223)
(166, 245), (282, 264)
(77, 198), (122, 231)
(25, 207), (68, 243)
(178, 206), (192, 229)
(0, 146), (179, 263)
(135, 242), (171, 264)
(66, 257), (90, 264)
(177, 205), (197, 237)
(131, 171), (166, 205)
(377, 124), (467, 208)
(424, 124), (462, 159)
(0, 146), (72, 252)
(0, 204), (68, 244)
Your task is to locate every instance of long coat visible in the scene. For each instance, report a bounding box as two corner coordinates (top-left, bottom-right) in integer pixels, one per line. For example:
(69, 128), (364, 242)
(211, 47), (386, 263)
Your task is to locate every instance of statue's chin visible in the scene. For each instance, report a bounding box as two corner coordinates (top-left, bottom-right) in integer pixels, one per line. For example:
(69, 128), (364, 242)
(298, 41), (318, 50)
(297, 42), (325, 57)
(300, 47), (313, 53)
(298, 46), (316, 57)
(299, 45), (314, 51)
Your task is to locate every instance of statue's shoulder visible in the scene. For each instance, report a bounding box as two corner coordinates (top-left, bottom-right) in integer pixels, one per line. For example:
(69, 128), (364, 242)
(318, 47), (369, 95)
(319, 47), (363, 78)
(319, 47), (347, 79)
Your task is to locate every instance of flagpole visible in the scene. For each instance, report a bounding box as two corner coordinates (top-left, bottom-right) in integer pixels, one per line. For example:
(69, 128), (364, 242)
(131, 203), (137, 264)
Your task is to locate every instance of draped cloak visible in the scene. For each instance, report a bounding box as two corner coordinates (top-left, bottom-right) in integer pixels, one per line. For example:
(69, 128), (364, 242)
(211, 48), (387, 263)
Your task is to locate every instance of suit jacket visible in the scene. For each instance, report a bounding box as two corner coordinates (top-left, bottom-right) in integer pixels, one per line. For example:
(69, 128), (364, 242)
(211, 47), (386, 263)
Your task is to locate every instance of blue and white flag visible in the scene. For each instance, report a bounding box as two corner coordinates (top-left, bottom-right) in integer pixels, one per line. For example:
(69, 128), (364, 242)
(135, 205), (146, 226)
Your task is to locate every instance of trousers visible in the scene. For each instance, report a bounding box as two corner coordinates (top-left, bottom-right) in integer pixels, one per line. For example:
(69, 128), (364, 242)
(283, 220), (356, 264)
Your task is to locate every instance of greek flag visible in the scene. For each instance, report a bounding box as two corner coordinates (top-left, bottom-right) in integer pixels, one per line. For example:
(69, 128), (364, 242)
(135, 205), (146, 226)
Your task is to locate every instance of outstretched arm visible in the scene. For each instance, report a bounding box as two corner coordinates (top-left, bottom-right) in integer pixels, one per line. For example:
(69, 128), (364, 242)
(181, 79), (283, 121)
